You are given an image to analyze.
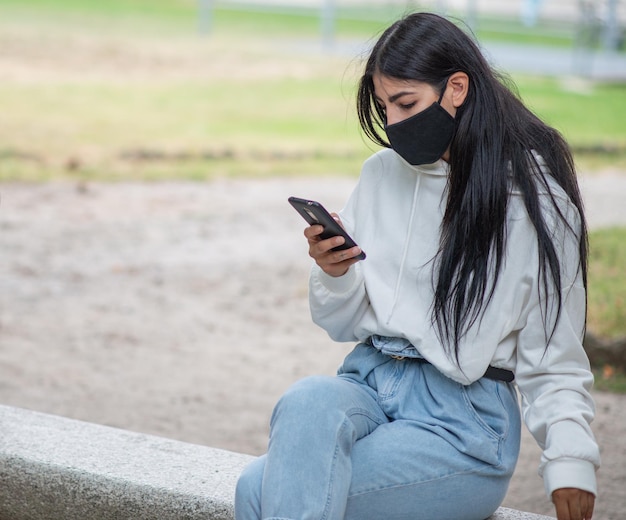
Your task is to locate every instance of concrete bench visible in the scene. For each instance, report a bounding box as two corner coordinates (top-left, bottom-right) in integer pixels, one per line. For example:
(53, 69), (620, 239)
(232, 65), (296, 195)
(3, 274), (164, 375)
(0, 405), (554, 519)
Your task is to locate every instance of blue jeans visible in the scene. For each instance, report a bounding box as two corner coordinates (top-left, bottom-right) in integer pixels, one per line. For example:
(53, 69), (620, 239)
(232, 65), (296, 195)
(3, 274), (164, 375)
(235, 342), (521, 520)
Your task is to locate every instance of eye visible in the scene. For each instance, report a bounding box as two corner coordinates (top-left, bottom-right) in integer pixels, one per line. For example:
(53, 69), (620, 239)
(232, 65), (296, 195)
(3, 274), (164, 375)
(400, 102), (416, 110)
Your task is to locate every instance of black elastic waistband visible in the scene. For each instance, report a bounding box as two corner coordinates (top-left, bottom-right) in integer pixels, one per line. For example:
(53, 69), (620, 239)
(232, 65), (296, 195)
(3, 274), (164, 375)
(482, 365), (515, 383)
(387, 353), (514, 383)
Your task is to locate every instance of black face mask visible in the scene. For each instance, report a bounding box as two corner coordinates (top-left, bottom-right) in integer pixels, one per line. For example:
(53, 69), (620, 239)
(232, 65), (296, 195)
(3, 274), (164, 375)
(384, 89), (456, 166)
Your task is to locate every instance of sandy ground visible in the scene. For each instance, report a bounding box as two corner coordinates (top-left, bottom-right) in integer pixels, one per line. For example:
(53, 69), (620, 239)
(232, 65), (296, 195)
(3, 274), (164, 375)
(0, 174), (624, 518)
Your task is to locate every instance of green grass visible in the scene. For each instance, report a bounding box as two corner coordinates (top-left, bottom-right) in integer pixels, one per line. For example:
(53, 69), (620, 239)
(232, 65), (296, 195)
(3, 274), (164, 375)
(516, 77), (626, 147)
(0, 80), (359, 151)
(1, 0), (625, 181)
(475, 16), (578, 48)
(0, 75), (373, 181)
(593, 368), (626, 393)
(0, 0), (196, 23)
(2, 74), (624, 181)
(514, 76), (626, 170)
(588, 227), (626, 340)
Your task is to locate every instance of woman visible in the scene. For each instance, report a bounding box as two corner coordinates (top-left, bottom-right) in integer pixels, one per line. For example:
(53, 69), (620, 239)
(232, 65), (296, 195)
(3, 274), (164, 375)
(235, 12), (599, 520)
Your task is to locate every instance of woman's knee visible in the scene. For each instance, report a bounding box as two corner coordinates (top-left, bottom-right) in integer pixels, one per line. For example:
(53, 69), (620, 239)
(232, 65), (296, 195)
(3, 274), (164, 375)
(270, 375), (382, 438)
(271, 375), (338, 422)
(234, 456), (265, 520)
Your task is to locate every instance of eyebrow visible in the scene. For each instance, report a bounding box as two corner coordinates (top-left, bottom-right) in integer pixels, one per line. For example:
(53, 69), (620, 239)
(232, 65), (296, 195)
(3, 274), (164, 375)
(375, 91), (415, 104)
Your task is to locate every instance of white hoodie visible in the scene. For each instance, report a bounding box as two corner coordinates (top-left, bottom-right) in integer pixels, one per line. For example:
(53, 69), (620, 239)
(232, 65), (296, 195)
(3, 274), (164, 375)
(309, 148), (600, 498)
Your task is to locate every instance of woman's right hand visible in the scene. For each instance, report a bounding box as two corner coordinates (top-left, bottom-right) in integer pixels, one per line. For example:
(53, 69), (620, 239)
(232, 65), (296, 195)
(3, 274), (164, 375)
(304, 213), (363, 278)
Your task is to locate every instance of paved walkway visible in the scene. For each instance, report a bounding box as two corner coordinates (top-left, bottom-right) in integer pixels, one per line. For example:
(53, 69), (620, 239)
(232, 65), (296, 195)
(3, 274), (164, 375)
(482, 41), (626, 81)
(325, 38), (626, 81)
(285, 1), (626, 80)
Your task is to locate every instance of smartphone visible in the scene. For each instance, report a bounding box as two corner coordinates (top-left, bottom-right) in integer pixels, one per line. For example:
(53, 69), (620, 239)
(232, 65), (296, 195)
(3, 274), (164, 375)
(288, 196), (366, 260)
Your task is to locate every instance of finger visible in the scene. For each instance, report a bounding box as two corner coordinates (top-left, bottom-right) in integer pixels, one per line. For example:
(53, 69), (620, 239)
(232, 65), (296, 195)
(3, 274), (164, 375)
(553, 496), (571, 520)
(552, 489), (572, 520)
(304, 224), (324, 241)
(583, 493), (595, 519)
(569, 497), (582, 520)
(334, 247), (362, 264)
(317, 247), (354, 269)
(309, 236), (346, 259)
(312, 246), (362, 277)
(330, 212), (344, 228)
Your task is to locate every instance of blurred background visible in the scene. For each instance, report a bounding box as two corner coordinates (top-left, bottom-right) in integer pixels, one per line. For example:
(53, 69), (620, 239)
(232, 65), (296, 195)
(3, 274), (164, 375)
(1, 0), (625, 181)
(1, 1), (625, 518)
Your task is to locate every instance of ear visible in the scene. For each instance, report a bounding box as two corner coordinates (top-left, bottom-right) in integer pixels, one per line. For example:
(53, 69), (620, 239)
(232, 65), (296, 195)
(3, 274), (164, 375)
(447, 71), (469, 108)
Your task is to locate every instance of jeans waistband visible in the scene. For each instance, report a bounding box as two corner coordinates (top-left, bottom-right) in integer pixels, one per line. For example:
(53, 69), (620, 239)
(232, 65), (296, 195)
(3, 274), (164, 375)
(366, 335), (515, 383)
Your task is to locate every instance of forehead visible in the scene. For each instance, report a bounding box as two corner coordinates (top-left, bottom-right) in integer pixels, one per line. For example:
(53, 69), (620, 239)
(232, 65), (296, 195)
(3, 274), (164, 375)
(372, 74), (435, 98)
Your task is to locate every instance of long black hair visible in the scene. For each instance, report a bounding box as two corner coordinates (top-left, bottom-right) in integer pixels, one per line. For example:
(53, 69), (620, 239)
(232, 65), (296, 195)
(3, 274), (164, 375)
(357, 12), (588, 360)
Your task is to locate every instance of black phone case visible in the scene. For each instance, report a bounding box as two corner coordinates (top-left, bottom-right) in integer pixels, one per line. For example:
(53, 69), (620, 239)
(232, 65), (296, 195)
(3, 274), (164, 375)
(288, 196), (366, 260)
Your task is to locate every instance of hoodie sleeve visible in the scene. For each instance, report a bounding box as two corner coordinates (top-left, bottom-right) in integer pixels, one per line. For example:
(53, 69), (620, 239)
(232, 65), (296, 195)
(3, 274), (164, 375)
(308, 178), (371, 343)
(309, 263), (370, 342)
(514, 199), (600, 498)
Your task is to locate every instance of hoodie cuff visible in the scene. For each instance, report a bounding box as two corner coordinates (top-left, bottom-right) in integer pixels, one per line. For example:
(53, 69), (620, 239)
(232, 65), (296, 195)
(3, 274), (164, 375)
(543, 459), (597, 499)
(313, 264), (360, 294)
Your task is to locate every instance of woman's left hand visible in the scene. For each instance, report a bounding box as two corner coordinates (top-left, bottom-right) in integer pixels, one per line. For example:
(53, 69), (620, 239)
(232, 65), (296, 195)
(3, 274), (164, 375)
(552, 488), (595, 520)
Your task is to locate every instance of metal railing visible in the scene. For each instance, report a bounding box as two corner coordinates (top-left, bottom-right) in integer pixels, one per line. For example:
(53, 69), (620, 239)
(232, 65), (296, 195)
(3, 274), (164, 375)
(197, 0), (624, 51)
